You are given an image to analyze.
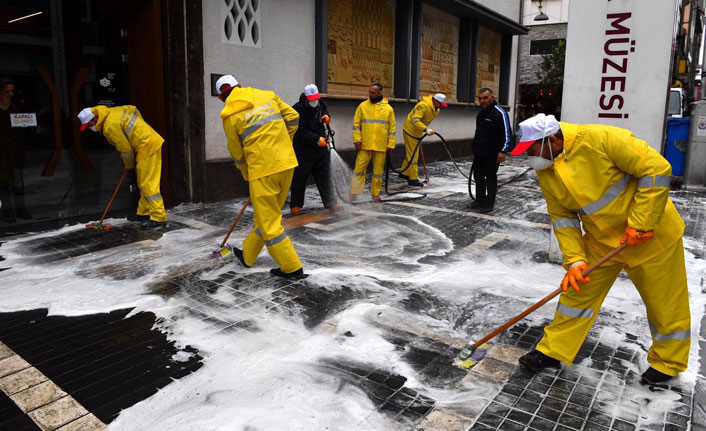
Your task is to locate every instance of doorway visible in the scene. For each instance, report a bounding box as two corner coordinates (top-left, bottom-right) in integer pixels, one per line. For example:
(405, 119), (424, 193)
(0, 0), (167, 236)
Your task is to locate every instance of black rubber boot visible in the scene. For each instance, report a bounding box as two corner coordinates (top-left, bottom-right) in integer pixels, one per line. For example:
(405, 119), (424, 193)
(127, 214), (150, 222)
(142, 220), (169, 229)
(641, 367), (672, 386)
(270, 267), (309, 280)
(407, 179), (424, 187)
(231, 247), (250, 268)
(518, 349), (561, 371)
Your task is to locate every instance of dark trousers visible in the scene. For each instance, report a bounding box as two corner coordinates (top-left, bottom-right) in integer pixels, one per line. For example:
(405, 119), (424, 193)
(473, 156), (499, 207)
(290, 150), (336, 209)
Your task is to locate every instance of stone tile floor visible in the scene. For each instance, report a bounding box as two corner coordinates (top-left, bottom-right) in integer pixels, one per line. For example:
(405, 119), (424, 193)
(0, 157), (705, 430)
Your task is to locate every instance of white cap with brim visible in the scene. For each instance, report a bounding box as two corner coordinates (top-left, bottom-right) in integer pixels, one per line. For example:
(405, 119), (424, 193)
(78, 107), (95, 131)
(304, 84), (321, 101)
(432, 93), (447, 107)
(511, 114), (560, 155)
(216, 75), (239, 95)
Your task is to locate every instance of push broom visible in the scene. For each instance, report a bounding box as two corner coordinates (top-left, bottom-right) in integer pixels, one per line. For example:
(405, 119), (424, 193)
(86, 170), (128, 230)
(212, 198), (251, 258)
(454, 242), (628, 369)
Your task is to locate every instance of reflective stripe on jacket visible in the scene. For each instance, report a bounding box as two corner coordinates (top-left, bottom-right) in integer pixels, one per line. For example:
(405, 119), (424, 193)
(93, 105), (164, 169)
(402, 95), (439, 139)
(220, 87), (299, 181)
(538, 122), (684, 269)
(353, 98), (396, 151)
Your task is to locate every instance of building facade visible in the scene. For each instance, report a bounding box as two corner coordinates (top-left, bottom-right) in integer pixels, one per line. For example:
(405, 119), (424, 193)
(516, 0), (569, 122)
(0, 0), (525, 234)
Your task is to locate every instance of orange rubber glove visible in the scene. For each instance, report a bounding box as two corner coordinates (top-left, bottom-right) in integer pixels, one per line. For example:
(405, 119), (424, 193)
(354, 142), (362, 151)
(426, 128), (435, 136)
(621, 226), (654, 247)
(317, 137), (327, 147)
(321, 114), (331, 125)
(561, 262), (590, 292)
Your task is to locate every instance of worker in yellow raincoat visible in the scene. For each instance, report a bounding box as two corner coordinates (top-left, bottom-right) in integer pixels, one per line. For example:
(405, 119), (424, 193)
(78, 105), (166, 226)
(511, 114), (689, 387)
(399, 93), (446, 187)
(216, 74), (306, 280)
(349, 82), (396, 202)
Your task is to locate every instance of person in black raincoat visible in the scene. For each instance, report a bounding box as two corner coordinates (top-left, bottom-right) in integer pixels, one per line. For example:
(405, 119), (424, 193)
(289, 84), (342, 214)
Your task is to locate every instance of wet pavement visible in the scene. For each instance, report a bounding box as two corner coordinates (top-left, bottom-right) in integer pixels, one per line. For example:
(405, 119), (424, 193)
(0, 157), (705, 430)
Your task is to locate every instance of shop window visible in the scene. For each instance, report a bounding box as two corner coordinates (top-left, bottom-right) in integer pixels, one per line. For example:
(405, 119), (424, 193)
(419, 4), (459, 102)
(222, 0), (261, 48)
(476, 26), (502, 96)
(530, 39), (563, 55)
(327, 0), (396, 97)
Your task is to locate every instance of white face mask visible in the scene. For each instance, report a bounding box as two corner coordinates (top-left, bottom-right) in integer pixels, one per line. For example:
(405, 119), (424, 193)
(89, 125), (97, 132)
(528, 137), (554, 170)
(308, 100), (319, 108)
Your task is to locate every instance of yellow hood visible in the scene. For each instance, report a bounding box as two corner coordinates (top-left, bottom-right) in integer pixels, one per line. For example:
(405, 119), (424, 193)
(422, 95), (437, 110)
(91, 105), (111, 130)
(220, 87), (255, 119)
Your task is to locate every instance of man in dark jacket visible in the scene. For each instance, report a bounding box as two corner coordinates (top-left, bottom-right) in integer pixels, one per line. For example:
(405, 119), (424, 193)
(290, 84), (342, 214)
(472, 87), (511, 213)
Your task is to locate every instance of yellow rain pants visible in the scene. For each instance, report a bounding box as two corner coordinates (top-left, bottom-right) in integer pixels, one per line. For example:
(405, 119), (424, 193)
(401, 96), (439, 180)
(537, 237), (690, 376)
(242, 168), (302, 274)
(135, 149), (167, 222)
(350, 150), (387, 197)
(402, 132), (421, 180)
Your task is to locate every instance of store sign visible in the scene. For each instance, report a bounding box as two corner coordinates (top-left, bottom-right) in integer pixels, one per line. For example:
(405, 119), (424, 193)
(562, 0), (678, 150)
(10, 113), (37, 128)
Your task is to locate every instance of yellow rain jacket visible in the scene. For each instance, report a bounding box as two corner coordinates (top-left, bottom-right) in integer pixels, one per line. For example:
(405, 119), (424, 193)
(221, 87), (299, 182)
(402, 95), (439, 139)
(538, 122), (684, 269)
(93, 105), (164, 169)
(353, 98), (396, 151)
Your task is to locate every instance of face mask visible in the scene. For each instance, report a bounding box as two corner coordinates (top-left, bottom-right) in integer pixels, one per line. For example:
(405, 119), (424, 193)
(308, 100), (319, 108)
(528, 137), (554, 170)
(89, 126), (97, 132)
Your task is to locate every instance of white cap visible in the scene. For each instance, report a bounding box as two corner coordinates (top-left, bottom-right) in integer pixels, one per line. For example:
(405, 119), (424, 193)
(432, 93), (447, 107)
(511, 114), (560, 155)
(77, 107), (95, 131)
(304, 84), (321, 101)
(216, 75), (239, 94)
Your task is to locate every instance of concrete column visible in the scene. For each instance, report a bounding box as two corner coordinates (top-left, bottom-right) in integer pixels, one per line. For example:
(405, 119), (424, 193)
(685, 100), (706, 191)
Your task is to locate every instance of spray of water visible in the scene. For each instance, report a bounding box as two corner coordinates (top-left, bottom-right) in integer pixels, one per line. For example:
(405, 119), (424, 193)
(329, 149), (353, 202)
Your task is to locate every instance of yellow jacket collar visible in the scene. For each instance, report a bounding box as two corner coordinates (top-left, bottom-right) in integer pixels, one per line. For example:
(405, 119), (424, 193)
(220, 87), (255, 119)
(92, 105), (110, 131)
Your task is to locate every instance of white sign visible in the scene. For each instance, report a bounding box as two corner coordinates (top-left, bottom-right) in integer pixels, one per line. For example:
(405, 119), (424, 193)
(562, 0), (678, 151)
(10, 113), (37, 128)
(698, 116), (706, 136)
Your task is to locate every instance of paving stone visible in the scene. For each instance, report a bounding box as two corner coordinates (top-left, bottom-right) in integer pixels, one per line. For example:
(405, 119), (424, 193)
(471, 357), (516, 382)
(54, 414), (106, 431)
(0, 367), (47, 395)
(10, 381), (67, 413)
(485, 345), (527, 364)
(416, 409), (469, 431)
(28, 396), (88, 431)
(0, 343), (14, 361)
(0, 355), (31, 379)
(610, 418), (635, 430)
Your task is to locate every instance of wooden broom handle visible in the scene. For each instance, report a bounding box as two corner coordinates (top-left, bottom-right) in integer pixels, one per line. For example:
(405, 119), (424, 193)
(472, 242), (628, 349)
(98, 170), (128, 225)
(220, 198), (251, 247)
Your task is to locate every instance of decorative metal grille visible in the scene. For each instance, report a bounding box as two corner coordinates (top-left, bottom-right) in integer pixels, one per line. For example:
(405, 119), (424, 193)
(222, 0), (261, 48)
